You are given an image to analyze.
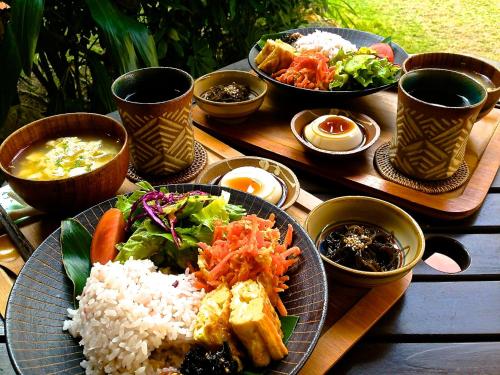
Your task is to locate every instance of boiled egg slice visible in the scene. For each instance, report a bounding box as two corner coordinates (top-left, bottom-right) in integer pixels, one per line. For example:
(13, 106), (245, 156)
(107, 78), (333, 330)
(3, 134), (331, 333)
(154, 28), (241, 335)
(220, 166), (283, 205)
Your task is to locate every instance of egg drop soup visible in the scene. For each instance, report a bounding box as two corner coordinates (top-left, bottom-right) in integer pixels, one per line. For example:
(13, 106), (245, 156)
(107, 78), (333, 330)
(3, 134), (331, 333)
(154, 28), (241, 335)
(9, 134), (122, 181)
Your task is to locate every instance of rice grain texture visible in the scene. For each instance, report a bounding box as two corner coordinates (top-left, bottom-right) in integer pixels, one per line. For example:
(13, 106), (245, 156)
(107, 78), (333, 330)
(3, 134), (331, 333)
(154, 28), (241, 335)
(63, 259), (205, 374)
(293, 30), (357, 59)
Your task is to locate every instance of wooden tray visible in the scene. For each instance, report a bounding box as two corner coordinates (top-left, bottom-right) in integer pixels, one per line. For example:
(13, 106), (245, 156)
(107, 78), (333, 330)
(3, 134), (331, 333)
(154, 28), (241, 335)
(0, 127), (411, 374)
(192, 88), (500, 220)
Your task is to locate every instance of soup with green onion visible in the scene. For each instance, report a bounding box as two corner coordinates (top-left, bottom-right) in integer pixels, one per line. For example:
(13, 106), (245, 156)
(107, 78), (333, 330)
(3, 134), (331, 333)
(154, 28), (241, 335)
(10, 135), (121, 181)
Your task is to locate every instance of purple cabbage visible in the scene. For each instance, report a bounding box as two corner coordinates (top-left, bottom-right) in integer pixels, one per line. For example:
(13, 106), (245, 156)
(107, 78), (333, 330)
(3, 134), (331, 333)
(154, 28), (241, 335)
(126, 190), (208, 247)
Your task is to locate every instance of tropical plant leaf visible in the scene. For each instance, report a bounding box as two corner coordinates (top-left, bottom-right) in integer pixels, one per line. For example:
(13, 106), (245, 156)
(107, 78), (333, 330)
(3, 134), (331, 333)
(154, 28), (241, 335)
(9, 0), (43, 74)
(61, 219), (92, 308)
(86, 0), (158, 74)
(87, 53), (116, 113)
(0, 23), (21, 128)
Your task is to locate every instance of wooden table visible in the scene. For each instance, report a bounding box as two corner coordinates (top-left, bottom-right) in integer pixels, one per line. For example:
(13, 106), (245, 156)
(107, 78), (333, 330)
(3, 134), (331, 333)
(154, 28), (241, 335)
(1, 59), (499, 374)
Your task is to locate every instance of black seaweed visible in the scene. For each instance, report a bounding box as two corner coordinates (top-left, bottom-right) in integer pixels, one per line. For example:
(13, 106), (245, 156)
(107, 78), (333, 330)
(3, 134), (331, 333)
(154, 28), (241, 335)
(201, 82), (251, 103)
(321, 223), (402, 272)
(180, 343), (239, 375)
(281, 32), (303, 45)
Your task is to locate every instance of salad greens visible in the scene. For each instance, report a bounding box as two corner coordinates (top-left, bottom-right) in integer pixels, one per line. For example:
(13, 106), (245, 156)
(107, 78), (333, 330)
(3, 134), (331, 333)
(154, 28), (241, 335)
(329, 47), (401, 90)
(114, 182), (246, 269)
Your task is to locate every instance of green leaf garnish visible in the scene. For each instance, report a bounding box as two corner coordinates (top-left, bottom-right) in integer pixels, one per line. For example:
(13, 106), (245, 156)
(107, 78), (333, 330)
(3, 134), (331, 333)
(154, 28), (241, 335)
(256, 32), (287, 49)
(280, 315), (300, 343)
(61, 219), (92, 308)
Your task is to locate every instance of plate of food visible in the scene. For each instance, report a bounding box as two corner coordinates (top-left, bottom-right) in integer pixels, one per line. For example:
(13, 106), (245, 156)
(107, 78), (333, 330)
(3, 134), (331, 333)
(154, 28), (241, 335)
(6, 183), (327, 375)
(248, 27), (408, 98)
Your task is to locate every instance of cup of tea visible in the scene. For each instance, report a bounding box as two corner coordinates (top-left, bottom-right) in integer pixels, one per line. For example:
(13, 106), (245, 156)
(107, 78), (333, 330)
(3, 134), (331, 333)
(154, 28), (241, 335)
(111, 67), (195, 176)
(389, 68), (487, 181)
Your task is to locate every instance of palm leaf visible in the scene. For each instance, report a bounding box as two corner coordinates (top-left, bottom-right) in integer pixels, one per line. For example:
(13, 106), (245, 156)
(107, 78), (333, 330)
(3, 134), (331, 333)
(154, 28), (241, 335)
(0, 23), (22, 128)
(10, 0), (44, 74)
(87, 53), (115, 113)
(86, 0), (158, 74)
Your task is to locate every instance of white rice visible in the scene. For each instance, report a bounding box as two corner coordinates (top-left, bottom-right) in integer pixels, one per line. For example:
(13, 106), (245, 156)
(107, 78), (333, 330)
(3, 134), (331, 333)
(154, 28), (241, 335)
(63, 259), (205, 374)
(293, 30), (357, 59)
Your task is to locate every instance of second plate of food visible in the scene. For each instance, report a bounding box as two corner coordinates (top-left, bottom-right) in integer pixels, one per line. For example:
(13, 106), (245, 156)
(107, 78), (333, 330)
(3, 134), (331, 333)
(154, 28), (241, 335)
(196, 156), (300, 210)
(248, 27), (408, 98)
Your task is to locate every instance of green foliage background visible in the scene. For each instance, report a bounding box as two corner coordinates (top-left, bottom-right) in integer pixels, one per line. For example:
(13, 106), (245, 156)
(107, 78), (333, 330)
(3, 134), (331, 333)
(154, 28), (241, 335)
(0, 0), (353, 130)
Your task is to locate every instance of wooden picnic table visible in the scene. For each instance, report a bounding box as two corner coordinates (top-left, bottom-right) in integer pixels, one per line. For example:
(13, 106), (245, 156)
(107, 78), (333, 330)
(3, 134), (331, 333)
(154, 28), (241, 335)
(1, 59), (499, 374)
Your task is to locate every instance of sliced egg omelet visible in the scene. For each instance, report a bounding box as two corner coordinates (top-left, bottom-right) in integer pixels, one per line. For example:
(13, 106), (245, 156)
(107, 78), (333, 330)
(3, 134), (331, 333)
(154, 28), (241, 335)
(229, 280), (288, 367)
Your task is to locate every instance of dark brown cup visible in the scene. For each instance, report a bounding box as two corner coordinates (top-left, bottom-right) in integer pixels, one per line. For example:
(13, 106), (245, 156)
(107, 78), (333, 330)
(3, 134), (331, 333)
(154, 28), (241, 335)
(389, 68), (487, 181)
(403, 52), (500, 119)
(112, 67), (195, 176)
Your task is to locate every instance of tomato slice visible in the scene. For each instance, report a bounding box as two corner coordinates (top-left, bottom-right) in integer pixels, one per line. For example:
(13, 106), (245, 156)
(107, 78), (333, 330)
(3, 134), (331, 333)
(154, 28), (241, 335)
(370, 43), (395, 63)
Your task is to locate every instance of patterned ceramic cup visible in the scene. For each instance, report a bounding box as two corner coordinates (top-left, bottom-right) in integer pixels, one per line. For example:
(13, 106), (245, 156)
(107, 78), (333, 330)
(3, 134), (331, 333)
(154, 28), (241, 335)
(112, 67), (194, 176)
(389, 68), (487, 181)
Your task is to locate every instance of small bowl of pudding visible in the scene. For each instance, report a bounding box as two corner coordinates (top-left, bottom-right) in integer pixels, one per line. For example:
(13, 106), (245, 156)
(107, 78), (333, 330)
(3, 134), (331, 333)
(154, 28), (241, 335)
(403, 52), (500, 119)
(195, 156), (299, 210)
(193, 70), (268, 123)
(0, 113), (129, 213)
(291, 108), (381, 156)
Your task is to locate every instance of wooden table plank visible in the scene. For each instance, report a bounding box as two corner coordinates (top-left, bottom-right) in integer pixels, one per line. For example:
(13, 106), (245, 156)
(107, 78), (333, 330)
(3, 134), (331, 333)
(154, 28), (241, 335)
(330, 342), (500, 374)
(0, 344), (15, 375)
(412, 233), (500, 279)
(370, 281), (500, 337)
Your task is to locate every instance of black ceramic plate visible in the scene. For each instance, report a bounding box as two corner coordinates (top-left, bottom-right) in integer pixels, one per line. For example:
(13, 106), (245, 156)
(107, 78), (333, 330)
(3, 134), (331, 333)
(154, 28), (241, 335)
(248, 27), (409, 98)
(6, 184), (328, 375)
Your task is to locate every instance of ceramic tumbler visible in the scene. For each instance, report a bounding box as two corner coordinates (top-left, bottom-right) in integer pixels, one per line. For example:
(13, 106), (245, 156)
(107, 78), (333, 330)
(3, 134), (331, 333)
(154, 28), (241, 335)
(112, 67), (194, 176)
(389, 69), (487, 180)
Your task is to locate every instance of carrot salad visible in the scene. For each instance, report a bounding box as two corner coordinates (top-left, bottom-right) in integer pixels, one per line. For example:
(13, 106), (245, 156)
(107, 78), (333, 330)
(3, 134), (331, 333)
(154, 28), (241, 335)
(194, 214), (301, 316)
(272, 51), (335, 90)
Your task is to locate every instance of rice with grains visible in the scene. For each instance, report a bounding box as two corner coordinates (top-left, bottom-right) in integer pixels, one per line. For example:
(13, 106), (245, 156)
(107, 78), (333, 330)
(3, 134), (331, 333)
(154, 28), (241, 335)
(293, 30), (357, 59)
(63, 259), (205, 374)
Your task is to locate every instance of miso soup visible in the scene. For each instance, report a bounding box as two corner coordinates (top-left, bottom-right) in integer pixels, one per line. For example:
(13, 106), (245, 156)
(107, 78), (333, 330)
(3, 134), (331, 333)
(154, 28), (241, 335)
(10, 134), (122, 181)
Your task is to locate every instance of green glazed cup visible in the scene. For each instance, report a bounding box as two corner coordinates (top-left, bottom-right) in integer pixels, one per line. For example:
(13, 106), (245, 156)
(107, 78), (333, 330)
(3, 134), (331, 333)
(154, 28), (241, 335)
(389, 68), (487, 181)
(112, 67), (194, 176)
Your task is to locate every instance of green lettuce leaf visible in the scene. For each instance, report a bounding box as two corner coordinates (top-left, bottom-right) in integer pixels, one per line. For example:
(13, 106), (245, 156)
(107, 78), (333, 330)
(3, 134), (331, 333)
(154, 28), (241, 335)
(115, 219), (165, 262)
(190, 197), (229, 230)
(115, 219), (204, 269)
(329, 48), (400, 90)
(115, 181), (155, 219)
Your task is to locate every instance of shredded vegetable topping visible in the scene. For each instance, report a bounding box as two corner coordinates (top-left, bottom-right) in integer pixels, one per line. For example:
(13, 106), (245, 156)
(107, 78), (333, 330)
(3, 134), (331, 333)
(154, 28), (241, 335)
(195, 214), (301, 316)
(126, 190), (208, 247)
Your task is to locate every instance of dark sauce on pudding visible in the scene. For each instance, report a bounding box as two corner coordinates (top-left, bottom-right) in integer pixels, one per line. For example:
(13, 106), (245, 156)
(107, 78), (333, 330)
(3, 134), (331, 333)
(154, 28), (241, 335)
(211, 174), (288, 208)
(318, 116), (356, 134)
(302, 122), (367, 151)
(317, 222), (405, 272)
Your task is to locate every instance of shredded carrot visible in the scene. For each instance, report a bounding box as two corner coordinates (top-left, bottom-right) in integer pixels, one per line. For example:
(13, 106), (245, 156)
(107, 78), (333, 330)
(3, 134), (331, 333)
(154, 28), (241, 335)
(195, 214), (301, 315)
(272, 51), (335, 90)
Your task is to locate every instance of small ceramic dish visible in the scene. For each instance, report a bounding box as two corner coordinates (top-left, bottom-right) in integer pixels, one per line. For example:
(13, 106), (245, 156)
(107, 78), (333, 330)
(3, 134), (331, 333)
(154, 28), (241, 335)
(193, 70), (267, 122)
(304, 196), (425, 287)
(291, 108), (380, 156)
(0, 113), (129, 213)
(403, 52), (500, 119)
(195, 156), (300, 210)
